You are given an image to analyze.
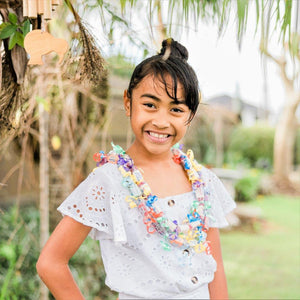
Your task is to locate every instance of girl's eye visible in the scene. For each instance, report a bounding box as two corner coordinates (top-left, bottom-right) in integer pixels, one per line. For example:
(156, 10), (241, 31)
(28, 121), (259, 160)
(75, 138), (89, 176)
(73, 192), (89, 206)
(143, 103), (156, 109)
(171, 107), (184, 113)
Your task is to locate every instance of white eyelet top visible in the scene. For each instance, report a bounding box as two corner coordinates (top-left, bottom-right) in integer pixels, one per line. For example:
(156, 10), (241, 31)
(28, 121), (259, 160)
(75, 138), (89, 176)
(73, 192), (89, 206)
(58, 162), (236, 299)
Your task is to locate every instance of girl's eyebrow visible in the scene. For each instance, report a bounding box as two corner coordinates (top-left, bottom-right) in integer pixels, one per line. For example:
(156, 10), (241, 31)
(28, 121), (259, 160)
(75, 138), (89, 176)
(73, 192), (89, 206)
(140, 93), (186, 105)
(141, 93), (161, 101)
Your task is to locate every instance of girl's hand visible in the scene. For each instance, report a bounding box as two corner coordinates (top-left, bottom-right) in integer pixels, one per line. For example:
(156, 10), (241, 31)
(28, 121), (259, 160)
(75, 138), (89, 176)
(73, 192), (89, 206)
(36, 216), (92, 300)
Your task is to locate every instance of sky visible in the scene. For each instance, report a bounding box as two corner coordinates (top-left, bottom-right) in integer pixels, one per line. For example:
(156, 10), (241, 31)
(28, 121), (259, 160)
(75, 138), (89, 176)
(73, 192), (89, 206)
(180, 18), (285, 115)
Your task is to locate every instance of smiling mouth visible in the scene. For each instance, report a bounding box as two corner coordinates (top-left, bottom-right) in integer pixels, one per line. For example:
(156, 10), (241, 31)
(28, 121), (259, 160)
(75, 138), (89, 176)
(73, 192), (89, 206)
(146, 131), (172, 142)
(148, 131), (170, 138)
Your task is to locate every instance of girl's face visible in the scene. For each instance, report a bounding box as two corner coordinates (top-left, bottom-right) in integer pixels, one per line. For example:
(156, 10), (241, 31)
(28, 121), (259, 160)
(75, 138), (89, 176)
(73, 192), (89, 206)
(124, 74), (191, 158)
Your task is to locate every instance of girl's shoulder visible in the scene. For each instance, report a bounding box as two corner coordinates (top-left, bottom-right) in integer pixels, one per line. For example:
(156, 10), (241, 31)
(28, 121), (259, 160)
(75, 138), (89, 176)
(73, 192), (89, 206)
(198, 165), (219, 183)
(88, 161), (122, 185)
(181, 148), (218, 183)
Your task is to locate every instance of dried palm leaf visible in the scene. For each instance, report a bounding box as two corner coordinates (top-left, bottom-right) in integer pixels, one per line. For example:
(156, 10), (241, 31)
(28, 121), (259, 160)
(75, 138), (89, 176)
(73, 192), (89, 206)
(0, 40), (2, 91)
(0, 7), (28, 140)
(63, 0), (105, 87)
(0, 0), (22, 9)
(0, 53), (25, 140)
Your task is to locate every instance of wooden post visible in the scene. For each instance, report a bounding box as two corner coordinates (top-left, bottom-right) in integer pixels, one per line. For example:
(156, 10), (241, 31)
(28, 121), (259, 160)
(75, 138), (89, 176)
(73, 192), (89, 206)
(38, 68), (50, 300)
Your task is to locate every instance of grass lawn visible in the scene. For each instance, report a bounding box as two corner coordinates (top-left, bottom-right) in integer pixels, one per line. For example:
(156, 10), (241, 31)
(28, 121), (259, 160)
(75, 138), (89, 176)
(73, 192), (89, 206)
(221, 195), (300, 299)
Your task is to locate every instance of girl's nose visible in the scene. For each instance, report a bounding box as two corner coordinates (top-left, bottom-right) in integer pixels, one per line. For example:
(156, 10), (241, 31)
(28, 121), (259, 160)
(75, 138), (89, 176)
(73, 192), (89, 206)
(151, 116), (170, 129)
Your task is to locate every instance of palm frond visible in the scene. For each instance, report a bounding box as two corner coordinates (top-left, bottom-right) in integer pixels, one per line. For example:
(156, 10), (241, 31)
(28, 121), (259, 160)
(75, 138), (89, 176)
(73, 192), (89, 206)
(236, 0), (248, 41)
(64, 0), (105, 86)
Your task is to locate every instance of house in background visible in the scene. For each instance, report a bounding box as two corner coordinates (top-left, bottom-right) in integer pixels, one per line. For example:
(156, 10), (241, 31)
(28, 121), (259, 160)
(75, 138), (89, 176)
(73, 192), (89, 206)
(204, 94), (270, 127)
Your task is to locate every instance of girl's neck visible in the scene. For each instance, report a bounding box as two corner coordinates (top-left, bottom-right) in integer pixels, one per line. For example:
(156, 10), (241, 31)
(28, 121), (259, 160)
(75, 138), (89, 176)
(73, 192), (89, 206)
(125, 142), (191, 198)
(126, 143), (174, 168)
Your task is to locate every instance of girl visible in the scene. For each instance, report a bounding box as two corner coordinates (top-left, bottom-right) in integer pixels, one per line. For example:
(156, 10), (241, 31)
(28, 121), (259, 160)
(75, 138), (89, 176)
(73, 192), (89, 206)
(37, 38), (236, 299)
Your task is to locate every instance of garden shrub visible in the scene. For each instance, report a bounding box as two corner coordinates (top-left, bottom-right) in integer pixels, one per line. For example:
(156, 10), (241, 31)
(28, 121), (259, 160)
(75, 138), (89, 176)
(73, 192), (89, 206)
(107, 54), (135, 79)
(185, 114), (217, 166)
(0, 205), (115, 300)
(0, 206), (40, 300)
(235, 171), (262, 202)
(70, 238), (117, 300)
(227, 124), (274, 169)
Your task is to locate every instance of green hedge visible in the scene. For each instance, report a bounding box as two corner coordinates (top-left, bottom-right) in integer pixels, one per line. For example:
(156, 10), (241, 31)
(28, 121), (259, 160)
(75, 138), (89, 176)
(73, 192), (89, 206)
(0, 205), (116, 300)
(234, 171), (262, 202)
(227, 124), (275, 169)
(0, 206), (40, 300)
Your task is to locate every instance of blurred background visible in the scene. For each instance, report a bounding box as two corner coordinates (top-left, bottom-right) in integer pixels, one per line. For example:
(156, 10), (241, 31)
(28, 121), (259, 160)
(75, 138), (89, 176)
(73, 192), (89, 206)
(0, 0), (299, 299)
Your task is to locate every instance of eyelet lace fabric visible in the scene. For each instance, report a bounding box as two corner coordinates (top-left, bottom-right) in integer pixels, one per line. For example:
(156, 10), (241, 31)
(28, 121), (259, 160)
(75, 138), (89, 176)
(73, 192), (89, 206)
(58, 162), (236, 299)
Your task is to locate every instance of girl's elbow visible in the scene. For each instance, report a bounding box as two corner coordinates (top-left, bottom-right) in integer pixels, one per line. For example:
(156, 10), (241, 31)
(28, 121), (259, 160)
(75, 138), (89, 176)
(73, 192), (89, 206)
(36, 253), (69, 279)
(36, 255), (48, 278)
(36, 253), (57, 279)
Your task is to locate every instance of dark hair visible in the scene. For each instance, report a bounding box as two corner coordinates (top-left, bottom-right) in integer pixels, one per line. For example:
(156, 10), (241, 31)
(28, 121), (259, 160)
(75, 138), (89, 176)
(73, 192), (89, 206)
(126, 38), (200, 123)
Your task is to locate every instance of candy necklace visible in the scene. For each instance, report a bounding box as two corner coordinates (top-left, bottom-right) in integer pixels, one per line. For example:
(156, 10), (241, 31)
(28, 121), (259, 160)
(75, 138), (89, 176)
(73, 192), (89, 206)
(93, 143), (213, 255)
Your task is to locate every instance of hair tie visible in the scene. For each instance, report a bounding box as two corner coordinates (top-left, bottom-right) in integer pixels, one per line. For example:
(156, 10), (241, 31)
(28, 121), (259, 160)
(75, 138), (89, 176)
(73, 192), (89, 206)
(162, 38), (172, 61)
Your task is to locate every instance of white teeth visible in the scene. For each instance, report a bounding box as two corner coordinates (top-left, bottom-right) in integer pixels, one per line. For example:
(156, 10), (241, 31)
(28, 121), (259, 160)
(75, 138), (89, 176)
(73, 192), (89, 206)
(149, 132), (168, 139)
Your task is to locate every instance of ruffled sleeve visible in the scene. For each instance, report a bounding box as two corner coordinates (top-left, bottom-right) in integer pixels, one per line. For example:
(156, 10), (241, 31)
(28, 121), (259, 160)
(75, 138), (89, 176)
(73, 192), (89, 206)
(57, 163), (127, 242)
(202, 167), (236, 228)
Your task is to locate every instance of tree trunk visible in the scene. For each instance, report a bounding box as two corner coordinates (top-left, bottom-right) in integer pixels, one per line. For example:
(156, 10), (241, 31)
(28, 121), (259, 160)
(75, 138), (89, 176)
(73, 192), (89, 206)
(273, 91), (300, 186)
(49, 91), (75, 231)
(261, 49), (300, 189)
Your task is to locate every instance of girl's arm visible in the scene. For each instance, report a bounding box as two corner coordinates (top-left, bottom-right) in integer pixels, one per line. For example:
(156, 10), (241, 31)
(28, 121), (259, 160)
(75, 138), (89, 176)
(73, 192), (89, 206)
(36, 216), (92, 300)
(207, 227), (229, 300)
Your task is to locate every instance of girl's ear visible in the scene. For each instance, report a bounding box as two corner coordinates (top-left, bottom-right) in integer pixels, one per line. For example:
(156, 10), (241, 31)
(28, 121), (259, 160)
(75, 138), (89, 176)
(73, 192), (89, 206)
(123, 90), (131, 117)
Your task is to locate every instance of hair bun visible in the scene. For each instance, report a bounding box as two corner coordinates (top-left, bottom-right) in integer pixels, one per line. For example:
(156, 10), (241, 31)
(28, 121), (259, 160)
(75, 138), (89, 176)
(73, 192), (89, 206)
(159, 38), (189, 61)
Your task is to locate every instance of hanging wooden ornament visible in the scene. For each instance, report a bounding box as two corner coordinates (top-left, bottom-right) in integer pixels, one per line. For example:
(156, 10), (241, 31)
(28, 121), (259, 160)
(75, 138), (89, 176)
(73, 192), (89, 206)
(43, 0), (52, 20)
(37, 0), (44, 15)
(23, 0), (63, 19)
(23, 0), (29, 17)
(28, 0), (38, 18)
(52, 0), (61, 6)
(24, 29), (68, 65)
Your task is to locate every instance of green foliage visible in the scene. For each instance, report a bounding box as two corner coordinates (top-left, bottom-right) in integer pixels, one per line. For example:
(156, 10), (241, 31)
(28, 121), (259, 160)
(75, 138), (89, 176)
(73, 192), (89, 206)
(0, 13), (30, 50)
(236, 0), (249, 39)
(0, 205), (115, 300)
(234, 170), (262, 202)
(107, 54), (135, 78)
(70, 238), (117, 300)
(92, 0), (296, 50)
(186, 113), (237, 167)
(195, 121), (216, 165)
(184, 115), (216, 165)
(227, 124), (274, 169)
(0, 206), (40, 300)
